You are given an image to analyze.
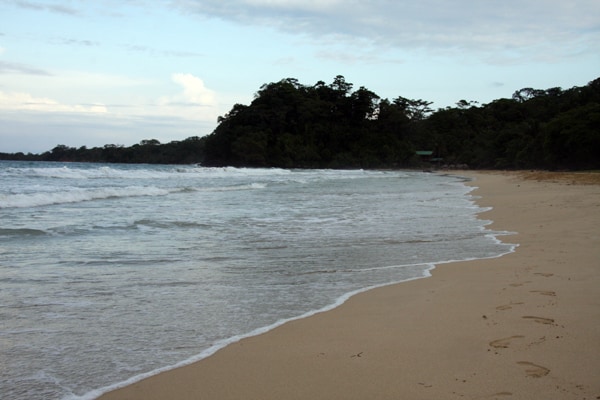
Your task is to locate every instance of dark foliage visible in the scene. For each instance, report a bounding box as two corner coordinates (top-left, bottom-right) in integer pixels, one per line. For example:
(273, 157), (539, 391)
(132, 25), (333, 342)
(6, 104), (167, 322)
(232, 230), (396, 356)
(0, 136), (206, 165)
(2, 76), (599, 170)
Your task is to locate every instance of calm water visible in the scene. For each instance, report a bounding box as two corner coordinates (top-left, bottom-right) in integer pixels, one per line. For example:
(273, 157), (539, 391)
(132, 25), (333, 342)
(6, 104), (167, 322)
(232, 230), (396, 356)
(0, 161), (514, 399)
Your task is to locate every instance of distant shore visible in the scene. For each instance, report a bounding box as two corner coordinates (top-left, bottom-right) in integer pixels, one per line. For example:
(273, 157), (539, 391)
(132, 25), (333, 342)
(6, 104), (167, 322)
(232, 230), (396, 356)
(98, 170), (600, 400)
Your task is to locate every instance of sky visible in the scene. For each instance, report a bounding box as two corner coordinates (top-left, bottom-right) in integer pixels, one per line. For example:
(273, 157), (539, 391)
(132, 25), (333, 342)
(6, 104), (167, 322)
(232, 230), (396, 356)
(0, 0), (598, 154)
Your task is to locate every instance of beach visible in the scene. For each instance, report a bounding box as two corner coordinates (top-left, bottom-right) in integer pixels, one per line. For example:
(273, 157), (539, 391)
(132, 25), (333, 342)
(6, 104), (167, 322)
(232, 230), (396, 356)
(98, 170), (600, 400)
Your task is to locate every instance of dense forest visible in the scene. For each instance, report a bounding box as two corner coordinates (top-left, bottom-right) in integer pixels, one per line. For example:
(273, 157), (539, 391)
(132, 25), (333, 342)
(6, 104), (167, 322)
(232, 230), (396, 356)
(2, 76), (599, 170)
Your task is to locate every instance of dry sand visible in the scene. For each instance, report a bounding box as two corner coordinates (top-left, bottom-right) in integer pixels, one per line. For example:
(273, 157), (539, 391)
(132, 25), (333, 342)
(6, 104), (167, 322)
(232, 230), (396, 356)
(98, 171), (600, 400)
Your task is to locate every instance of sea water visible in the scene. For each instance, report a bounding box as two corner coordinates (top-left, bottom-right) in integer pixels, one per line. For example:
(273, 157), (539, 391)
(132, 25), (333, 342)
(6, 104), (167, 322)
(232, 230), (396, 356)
(0, 161), (514, 399)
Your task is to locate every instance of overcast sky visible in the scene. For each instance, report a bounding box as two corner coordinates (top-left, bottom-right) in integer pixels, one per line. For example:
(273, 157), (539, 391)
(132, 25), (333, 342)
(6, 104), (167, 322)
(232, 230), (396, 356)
(0, 0), (598, 153)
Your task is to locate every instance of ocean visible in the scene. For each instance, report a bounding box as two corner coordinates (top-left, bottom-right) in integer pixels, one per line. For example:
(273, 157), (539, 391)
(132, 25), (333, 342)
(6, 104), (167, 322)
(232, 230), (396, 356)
(0, 161), (514, 399)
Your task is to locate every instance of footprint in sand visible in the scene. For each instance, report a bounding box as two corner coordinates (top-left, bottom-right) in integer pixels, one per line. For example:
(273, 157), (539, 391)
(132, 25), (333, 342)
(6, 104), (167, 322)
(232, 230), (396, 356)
(489, 335), (524, 349)
(517, 361), (550, 378)
(522, 316), (555, 325)
(528, 336), (546, 346)
(530, 290), (556, 296)
(496, 302), (524, 310)
(509, 281), (531, 287)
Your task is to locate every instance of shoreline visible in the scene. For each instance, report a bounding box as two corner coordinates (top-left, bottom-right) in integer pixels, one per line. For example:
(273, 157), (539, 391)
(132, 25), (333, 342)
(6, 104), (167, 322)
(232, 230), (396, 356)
(83, 264), (439, 400)
(98, 170), (600, 400)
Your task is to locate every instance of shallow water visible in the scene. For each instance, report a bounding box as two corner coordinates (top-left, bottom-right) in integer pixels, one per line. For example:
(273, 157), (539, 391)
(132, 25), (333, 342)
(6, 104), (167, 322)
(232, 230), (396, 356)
(0, 161), (514, 399)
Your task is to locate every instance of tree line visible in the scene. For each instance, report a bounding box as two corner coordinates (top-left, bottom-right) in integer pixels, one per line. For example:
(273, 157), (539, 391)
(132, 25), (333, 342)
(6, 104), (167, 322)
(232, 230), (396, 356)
(2, 75), (599, 170)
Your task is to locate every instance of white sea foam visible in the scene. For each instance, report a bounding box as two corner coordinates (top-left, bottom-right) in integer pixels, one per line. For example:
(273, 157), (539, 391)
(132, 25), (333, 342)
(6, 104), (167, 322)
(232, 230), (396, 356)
(197, 182), (268, 192)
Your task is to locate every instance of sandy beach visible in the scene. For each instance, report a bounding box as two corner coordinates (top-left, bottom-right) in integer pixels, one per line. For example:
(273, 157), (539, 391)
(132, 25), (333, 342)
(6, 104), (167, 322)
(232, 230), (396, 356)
(98, 171), (600, 400)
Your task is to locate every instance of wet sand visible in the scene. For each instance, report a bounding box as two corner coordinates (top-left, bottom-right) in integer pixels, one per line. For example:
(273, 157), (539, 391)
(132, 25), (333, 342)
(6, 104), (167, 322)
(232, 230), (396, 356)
(98, 171), (600, 400)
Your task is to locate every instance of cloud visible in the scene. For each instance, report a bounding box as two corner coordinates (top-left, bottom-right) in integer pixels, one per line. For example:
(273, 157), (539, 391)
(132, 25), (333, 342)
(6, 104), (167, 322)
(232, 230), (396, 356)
(0, 72), (221, 154)
(0, 90), (107, 113)
(172, 73), (216, 104)
(0, 73), (220, 152)
(242, 0), (343, 12)
(157, 73), (218, 120)
(0, 61), (52, 76)
(56, 38), (99, 47)
(122, 44), (204, 58)
(0, 70), (218, 122)
(172, 0), (600, 62)
(12, 0), (79, 15)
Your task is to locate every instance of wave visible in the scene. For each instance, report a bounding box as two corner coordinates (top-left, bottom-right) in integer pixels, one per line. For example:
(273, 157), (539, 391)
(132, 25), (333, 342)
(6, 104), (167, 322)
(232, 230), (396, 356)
(198, 182), (268, 192)
(2, 165), (192, 180)
(132, 219), (213, 230)
(0, 182), (271, 209)
(1, 164), (295, 181)
(1, 162), (403, 183)
(0, 228), (49, 237)
(0, 186), (172, 208)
